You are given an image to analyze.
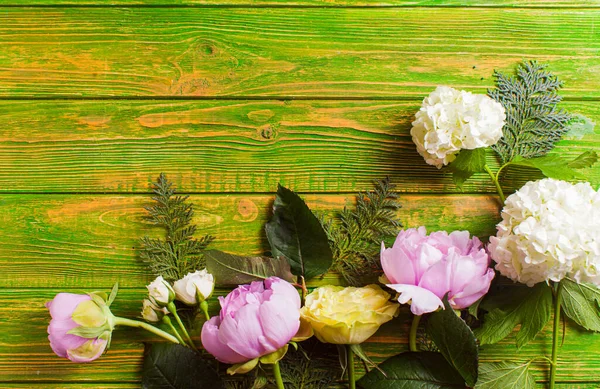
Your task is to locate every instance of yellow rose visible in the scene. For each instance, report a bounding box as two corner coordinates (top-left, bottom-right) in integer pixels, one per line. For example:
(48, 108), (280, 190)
(300, 284), (399, 344)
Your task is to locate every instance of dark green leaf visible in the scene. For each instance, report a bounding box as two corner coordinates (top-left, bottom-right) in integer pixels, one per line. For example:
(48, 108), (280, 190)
(561, 278), (600, 332)
(475, 362), (535, 389)
(426, 297), (478, 387)
(265, 184), (333, 280)
(357, 351), (465, 389)
(448, 148), (487, 190)
(142, 343), (224, 389)
(510, 155), (584, 181)
(567, 150), (598, 169)
(205, 250), (295, 286)
(475, 282), (552, 348)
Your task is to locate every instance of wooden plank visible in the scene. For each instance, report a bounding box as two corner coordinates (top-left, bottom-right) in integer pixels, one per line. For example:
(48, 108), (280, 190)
(3, 0), (600, 6)
(1, 100), (597, 193)
(1, 288), (599, 385)
(0, 192), (501, 288)
(0, 8), (599, 98)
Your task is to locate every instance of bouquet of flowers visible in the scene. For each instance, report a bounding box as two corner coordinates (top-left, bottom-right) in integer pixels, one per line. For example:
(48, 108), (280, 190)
(45, 61), (600, 389)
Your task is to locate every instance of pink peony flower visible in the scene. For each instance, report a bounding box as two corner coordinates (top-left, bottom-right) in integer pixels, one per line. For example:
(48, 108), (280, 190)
(201, 277), (301, 364)
(46, 293), (109, 363)
(381, 227), (495, 315)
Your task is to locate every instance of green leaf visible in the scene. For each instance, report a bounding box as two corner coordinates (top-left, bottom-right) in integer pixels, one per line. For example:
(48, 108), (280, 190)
(475, 282), (552, 348)
(265, 184), (333, 280)
(357, 351), (465, 389)
(475, 362), (535, 389)
(561, 278), (600, 332)
(448, 148), (487, 190)
(107, 282), (118, 307)
(142, 343), (223, 389)
(488, 61), (573, 163)
(205, 250), (295, 286)
(509, 155), (584, 181)
(426, 297), (478, 387)
(567, 150), (598, 169)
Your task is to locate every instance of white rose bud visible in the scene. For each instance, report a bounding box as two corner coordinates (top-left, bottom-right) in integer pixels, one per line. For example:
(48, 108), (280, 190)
(141, 298), (168, 323)
(147, 276), (175, 307)
(173, 269), (214, 306)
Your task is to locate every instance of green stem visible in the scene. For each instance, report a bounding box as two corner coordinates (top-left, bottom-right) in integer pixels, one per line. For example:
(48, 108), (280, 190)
(167, 303), (197, 351)
(272, 361), (285, 389)
(550, 282), (563, 389)
(200, 301), (211, 321)
(409, 315), (421, 352)
(347, 344), (356, 389)
(484, 165), (506, 204)
(113, 317), (180, 344)
(162, 316), (185, 345)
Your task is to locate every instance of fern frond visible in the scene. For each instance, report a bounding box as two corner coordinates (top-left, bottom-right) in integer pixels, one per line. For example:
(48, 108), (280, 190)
(488, 61), (573, 163)
(140, 174), (214, 282)
(321, 177), (402, 286)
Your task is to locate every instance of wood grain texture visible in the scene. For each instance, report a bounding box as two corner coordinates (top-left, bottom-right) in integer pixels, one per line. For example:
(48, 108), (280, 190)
(0, 8), (599, 98)
(2, 288), (599, 385)
(4, 0), (600, 6)
(0, 193), (500, 288)
(1, 100), (597, 193)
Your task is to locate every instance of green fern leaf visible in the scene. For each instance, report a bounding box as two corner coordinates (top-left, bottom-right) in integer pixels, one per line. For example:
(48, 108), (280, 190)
(321, 178), (402, 286)
(140, 174), (214, 282)
(488, 61), (572, 163)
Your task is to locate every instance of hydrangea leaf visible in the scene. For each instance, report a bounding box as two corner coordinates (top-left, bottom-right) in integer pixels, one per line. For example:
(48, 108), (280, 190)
(475, 282), (552, 349)
(426, 297), (478, 387)
(509, 155), (585, 181)
(448, 148), (487, 190)
(265, 184), (333, 280)
(475, 362), (535, 389)
(488, 61), (572, 163)
(357, 351), (465, 388)
(204, 250), (296, 286)
(567, 150), (598, 169)
(560, 278), (600, 332)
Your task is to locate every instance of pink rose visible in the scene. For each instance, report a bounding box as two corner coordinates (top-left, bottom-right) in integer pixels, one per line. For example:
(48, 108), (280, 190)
(201, 277), (301, 364)
(46, 293), (109, 363)
(381, 227), (495, 315)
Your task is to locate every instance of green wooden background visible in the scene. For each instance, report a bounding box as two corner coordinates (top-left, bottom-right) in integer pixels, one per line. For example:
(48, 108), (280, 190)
(1, 1), (600, 388)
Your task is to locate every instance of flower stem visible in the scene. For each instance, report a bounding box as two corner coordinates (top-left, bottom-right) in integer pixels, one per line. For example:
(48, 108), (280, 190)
(200, 300), (211, 321)
(113, 317), (180, 344)
(167, 303), (197, 351)
(162, 316), (185, 345)
(550, 282), (564, 389)
(346, 344), (356, 389)
(484, 165), (506, 204)
(272, 361), (285, 389)
(409, 315), (421, 352)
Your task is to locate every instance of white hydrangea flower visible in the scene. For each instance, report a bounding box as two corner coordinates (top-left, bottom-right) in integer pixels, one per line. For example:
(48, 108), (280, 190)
(489, 178), (600, 286)
(411, 86), (506, 168)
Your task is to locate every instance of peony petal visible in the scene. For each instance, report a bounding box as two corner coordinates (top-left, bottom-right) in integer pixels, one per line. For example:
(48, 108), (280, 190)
(46, 293), (91, 321)
(451, 268), (495, 309)
(381, 242), (417, 285)
(387, 284), (444, 315)
(201, 317), (248, 364)
(48, 318), (88, 358)
(414, 243), (444, 280)
(258, 294), (300, 350)
(417, 259), (451, 299)
(219, 303), (266, 360)
(266, 277), (301, 309)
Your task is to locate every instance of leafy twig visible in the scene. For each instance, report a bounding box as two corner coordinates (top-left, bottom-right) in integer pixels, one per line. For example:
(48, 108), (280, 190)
(140, 174), (214, 282)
